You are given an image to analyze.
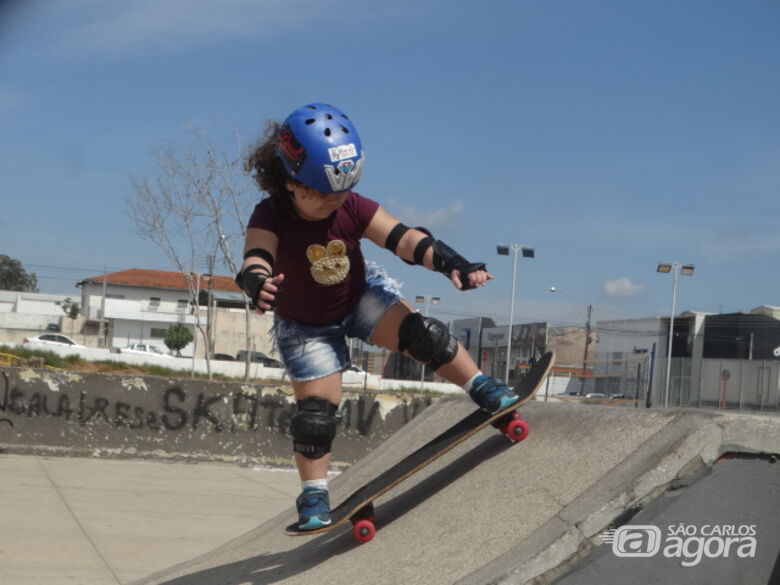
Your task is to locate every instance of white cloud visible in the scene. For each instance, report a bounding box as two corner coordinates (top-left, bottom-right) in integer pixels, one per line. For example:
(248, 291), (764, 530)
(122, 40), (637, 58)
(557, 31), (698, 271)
(386, 198), (465, 229)
(603, 277), (646, 297)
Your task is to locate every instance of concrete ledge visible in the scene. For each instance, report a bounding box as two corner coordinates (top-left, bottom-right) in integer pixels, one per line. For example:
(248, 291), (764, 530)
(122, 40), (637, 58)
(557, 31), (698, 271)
(0, 366), (435, 468)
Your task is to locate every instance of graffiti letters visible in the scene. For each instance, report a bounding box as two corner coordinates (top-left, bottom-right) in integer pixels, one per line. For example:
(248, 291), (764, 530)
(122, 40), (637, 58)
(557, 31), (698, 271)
(340, 399), (380, 436)
(0, 369), (432, 439)
(1, 371), (14, 429)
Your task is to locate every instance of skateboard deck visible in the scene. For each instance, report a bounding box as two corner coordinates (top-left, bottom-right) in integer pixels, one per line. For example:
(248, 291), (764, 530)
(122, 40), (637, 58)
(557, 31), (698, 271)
(285, 350), (555, 542)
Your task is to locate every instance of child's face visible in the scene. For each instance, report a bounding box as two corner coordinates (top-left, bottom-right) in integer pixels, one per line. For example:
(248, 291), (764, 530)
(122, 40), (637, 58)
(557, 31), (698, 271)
(287, 181), (349, 221)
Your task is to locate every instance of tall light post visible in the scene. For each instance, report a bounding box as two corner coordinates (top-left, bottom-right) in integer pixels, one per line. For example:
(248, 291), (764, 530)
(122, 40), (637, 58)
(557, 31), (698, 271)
(496, 244), (535, 384)
(550, 286), (592, 395)
(415, 295), (440, 390)
(657, 262), (695, 408)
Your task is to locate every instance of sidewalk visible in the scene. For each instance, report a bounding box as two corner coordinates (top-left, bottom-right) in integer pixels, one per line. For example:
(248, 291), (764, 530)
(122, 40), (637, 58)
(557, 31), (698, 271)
(0, 454), (301, 585)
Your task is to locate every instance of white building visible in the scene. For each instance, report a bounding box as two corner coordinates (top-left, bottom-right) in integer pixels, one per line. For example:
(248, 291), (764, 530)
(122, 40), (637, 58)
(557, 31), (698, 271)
(76, 268), (274, 358)
(0, 290), (72, 335)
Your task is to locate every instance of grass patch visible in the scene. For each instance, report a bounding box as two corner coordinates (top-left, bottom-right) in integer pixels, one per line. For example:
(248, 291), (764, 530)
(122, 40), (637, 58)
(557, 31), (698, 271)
(0, 344), (81, 369)
(0, 345), (250, 382)
(0, 346), (424, 393)
(89, 359), (233, 381)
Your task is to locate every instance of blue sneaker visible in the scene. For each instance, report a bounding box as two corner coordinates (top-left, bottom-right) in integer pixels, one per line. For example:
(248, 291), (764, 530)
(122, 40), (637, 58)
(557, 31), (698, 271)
(469, 375), (520, 414)
(296, 487), (332, 530)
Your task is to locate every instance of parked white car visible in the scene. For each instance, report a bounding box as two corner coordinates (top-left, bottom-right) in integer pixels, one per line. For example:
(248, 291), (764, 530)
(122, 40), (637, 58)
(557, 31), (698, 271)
(23, 333), (85, 348)
(117, 343), (172, 357)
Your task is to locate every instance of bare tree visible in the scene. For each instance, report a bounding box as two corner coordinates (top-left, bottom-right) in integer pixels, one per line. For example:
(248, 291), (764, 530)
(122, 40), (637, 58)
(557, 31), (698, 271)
(127, 123), (256, 379)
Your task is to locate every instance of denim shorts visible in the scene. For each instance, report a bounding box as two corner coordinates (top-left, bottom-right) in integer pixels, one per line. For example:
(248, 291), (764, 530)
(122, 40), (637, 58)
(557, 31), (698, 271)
(272, 262), (402, 382)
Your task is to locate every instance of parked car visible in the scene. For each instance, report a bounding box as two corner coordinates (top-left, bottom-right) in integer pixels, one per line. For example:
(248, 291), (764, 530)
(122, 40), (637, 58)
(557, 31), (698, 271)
(345, 364), (365, 374)
(117, 343), (172, 357)
(235, 350), (283, 368)
(212, 353), (236, 361)
(23, 334), (85, 348)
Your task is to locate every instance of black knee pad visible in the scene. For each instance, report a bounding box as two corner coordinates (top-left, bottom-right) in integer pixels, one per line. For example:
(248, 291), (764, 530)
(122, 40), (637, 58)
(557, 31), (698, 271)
(398, 312), (458, 371)
(290, 397), (339, 460)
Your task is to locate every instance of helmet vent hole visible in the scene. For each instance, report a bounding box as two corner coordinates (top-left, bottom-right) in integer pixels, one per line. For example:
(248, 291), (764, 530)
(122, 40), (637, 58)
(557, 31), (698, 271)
(340, 126), (349, 133)
(305, 118), (316, 125)
(306, 105), (317, 110)
(325, 113), (333, 120)
(324, 128), (332, 137)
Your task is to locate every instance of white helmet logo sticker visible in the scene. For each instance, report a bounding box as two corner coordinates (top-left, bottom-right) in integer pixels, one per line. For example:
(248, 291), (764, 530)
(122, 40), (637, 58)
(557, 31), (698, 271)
(328, 143), (358, 162)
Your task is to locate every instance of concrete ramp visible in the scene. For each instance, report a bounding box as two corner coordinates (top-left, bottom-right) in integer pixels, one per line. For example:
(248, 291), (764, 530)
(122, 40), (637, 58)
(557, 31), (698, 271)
(128, 400), (780, 585)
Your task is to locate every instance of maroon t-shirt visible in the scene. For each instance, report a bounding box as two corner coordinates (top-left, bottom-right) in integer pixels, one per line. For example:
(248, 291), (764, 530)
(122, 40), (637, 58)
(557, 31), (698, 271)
(247, 191), (380, 325)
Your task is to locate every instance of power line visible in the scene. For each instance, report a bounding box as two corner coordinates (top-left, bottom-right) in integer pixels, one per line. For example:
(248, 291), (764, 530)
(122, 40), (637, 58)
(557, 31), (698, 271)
(25, 264), (105, 274)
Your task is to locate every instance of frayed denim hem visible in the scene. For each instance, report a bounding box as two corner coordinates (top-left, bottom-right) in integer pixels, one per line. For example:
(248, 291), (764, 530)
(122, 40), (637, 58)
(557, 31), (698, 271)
(287, 365), (346, 383)
(365, 260), (403, 298)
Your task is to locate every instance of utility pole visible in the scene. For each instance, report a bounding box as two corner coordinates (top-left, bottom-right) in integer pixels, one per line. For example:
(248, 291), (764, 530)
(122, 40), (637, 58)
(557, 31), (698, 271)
(100, 265), (108, 348)
(581, 304), (592, 395)
(549, 287), (591, 395)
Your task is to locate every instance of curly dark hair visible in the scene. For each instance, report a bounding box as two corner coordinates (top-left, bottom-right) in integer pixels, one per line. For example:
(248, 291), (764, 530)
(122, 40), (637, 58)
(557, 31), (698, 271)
(245, 121), (299, 218)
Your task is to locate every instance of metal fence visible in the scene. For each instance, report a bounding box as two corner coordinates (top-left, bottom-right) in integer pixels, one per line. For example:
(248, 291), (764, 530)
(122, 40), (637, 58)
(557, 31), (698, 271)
(590, 353), (654, 401)
(666, 358), (780, 412)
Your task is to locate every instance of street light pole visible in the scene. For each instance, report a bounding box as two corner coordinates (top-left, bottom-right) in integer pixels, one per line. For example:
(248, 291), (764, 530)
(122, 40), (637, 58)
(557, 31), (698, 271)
(415, 295), (440, 391)
(497, 244), (535, 384)
(657, 262), (695, 408)
(507, 249), (519, 384)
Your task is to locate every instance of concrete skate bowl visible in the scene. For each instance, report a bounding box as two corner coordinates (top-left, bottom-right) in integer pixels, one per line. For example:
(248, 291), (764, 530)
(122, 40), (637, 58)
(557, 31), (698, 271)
(129, 399), (780, 585)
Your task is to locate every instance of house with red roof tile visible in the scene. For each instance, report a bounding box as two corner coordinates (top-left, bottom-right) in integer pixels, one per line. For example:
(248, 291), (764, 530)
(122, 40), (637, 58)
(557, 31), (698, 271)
(77, 268), (274, 358)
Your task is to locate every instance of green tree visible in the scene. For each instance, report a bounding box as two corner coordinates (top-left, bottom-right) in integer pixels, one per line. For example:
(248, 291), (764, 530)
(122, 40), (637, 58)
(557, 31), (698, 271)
(0, 255), (38, 292)
(56, 297), (81, 338)
(164, 323), (194, 357)
(57, 297), (80, 319)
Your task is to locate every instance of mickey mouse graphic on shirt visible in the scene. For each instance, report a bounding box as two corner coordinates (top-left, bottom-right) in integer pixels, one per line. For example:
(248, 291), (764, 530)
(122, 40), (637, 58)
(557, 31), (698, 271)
(306, 240), (350, 285)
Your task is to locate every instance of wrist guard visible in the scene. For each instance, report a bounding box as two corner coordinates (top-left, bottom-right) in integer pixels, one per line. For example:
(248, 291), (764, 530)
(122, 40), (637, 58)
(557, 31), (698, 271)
(431, 240), (486, 290)
(384, 222), (486, 290)
(235, 264), (272, 309)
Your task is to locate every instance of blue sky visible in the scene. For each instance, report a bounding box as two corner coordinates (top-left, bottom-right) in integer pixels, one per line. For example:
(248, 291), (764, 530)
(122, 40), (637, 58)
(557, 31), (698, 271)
(1, 0), (778, 328)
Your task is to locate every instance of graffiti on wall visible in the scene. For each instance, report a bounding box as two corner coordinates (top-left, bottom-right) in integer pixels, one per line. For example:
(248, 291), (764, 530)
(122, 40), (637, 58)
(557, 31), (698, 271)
(0, 372), (12, 428)
(0, 370), (431, 437)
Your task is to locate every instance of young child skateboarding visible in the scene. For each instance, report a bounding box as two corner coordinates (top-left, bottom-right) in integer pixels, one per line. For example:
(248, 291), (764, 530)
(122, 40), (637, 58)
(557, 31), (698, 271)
(237, 103), (520, 531)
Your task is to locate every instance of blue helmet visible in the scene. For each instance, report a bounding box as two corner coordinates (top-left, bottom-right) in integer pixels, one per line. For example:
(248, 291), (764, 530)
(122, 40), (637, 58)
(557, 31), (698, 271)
(275, 103), (365, 193)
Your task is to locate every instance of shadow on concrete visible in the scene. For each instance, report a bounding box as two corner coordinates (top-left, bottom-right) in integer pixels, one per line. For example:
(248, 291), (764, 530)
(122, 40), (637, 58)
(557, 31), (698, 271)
(151, 434), (513, 585)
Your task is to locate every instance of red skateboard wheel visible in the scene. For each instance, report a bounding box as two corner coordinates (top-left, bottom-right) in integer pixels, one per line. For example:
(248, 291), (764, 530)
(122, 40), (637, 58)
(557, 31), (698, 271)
(352, 519), (376, 543)
(503, 418), (530, 442)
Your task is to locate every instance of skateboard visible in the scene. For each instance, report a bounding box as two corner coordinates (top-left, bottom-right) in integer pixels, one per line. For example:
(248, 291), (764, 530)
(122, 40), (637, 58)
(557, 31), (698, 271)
(285, 350), (555, 543)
